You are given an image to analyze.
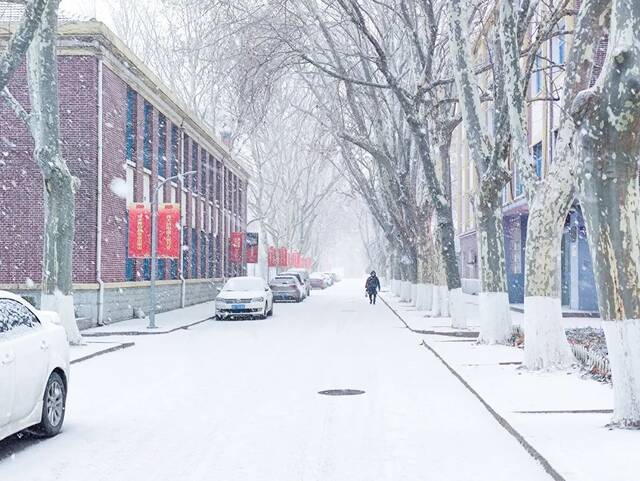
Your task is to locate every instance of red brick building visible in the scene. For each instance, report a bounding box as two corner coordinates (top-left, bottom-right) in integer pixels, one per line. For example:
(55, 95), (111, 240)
(0, 21), (249, 325)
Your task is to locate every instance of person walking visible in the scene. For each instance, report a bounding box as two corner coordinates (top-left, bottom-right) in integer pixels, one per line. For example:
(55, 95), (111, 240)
(365, 271), (381, 305)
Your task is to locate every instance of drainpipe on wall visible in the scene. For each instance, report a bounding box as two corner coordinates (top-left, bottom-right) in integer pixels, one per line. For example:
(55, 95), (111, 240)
(96, 58), (105, 326)
(179, 123), (186, 308)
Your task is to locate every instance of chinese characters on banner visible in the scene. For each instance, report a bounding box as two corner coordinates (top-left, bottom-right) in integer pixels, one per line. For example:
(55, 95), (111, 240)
(278, 247), (289, 268)
(291, 251), (302, 268)
(157, 203), (181, 258)
(268, 246), (277, 267)
(128, 203), (151, 258)
(245, 232), (259, 264)
(128, 203), (182, 259)
(229, 232), (244, 263)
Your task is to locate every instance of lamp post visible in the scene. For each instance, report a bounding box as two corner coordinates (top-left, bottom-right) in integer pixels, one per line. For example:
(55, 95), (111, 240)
(149, 170), (196, 329)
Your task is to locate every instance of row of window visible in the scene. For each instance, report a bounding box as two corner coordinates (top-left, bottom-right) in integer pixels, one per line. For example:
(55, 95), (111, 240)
(125, 87), (246, 215)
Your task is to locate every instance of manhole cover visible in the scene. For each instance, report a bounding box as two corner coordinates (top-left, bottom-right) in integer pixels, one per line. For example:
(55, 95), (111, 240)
(318, 389), (365, 396)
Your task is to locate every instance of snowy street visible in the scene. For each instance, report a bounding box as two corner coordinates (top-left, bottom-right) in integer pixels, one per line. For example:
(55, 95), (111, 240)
(0, 280), (550, 481)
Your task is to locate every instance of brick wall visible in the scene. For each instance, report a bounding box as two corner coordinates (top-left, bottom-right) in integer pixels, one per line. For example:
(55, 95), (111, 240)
(0, 56), (98, 284)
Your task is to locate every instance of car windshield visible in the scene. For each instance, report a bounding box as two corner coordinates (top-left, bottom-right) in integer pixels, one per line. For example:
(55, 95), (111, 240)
(223, 278), (263, 291)
(271, 277), (297, 285)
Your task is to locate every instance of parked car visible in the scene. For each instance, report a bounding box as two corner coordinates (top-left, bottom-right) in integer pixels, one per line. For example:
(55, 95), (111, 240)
(280, 271), (308, 299)
(321, 273), (334, 286)
(310, 272), (329, 289)
(215, 277), (274, 320)
(283, 269), (312, 297)
(269, 275), (304, 302)
(324, 272), (340, 283)
(0, 292), (70, 442)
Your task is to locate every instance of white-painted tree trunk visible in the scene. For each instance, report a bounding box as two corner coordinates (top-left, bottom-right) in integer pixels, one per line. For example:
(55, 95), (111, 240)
(414, 283), (424, 310)
(410, 283), (418, 307)
(604, 320), (640, 427)
(478, 292), (512, 344)
(40, 292), (82, 345)
(523, 296), (573, 369)
(423, 284), (433, 312)
(439, 286), (450, 317)
(430, 286), (442, 317)
(401, 281), (412, 303)
(449, 287), (467, 329)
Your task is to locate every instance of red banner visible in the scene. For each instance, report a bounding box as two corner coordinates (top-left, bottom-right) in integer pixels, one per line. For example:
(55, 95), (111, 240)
(229, 232), (244, 264)
(246, 232), (259, 264)
(304, 257), (313, 270)
(128, 203), (151, 258)
(291, 251), (302, 268)
(268, 246), (277, 267)
(157, 203), (181, 258)
(278, 247), (288, 268)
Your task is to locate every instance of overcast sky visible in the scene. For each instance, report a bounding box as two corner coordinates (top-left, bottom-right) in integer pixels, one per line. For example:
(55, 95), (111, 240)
(60, 0), (114, 25)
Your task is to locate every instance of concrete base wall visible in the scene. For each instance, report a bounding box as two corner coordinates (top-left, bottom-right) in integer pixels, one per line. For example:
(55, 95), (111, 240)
(2, 279), (223, 329)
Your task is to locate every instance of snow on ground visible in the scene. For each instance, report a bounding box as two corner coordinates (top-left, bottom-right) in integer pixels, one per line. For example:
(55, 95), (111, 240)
(0, 280), (550, 481)
(383, 292), (640, 481)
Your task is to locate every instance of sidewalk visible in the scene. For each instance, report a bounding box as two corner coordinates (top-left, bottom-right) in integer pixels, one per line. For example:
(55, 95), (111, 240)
(82, 301), (215, 337)
(381, 292), (638, 481)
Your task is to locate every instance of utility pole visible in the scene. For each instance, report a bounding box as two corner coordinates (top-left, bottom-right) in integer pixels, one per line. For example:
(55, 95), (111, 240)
(148, 170), (196, 329)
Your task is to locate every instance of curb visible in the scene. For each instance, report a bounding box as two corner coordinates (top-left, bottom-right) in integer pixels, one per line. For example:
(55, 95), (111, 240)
(82, 318), (212, 337)
(380, 294), (566, 481)
(70, 342), (136, 364)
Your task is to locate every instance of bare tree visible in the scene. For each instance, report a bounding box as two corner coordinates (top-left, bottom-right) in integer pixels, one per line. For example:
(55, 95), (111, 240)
(2, 0), (82, 344)
(499, 0), (609, 368)
(572, 0), (640, 428)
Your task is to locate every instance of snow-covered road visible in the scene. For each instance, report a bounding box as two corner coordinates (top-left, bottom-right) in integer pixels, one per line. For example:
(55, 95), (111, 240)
(0, 280), (551, 481)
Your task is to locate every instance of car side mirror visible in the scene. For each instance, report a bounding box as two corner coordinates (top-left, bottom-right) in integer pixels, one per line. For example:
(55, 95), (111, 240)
(265, 287), (269, 292)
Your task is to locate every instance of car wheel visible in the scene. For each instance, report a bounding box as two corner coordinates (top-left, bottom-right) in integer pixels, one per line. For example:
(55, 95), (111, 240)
(257, 303), (268, 320)
(267, 302), (273, 316)
(34, 372), (66, 438)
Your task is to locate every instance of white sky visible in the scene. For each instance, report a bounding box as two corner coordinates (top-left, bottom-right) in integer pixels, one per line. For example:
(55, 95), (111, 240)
(60, 0), (114, 26)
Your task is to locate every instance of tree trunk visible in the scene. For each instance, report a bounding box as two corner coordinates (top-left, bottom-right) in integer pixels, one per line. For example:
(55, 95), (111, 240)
(523, 178), (575, 369)
(28, 0), (81, 344)
(574, 0), (640, 428)
(476, 185), (512, 343)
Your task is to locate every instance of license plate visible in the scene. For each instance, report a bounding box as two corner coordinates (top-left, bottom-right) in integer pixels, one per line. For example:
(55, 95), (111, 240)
(231, 304), (245, 310)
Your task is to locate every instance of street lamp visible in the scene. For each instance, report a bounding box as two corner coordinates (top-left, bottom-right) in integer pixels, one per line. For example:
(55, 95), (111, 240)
(149, 170), (197, 329)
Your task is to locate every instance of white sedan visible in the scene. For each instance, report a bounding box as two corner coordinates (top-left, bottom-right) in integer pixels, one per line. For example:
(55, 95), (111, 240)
(0, 291), (70, 442)
(215, 277), (274, 320)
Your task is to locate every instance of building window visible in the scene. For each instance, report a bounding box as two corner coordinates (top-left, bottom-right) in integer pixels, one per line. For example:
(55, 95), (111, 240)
(143, 101), (153, 170)
(125, 88), (137, 162)
(201, 150), (208, 196)
(125, 166), (134, 205)
(557, 20), (566, 65)
(183, 135), (189, 179)
(209, 234), (215, 278)
(182, 227), (189, 278)
(191, 142), (199, 191)
(511, 235), (522, 275)
(514, 165), (523, 197)
(158, 259), (165, 280)
(143, 258), (151, 280)
(125, 217), (135, 281)
(143, 174), (151, 203)
(158, 113), (167, 179)
(201, 231), (207, 278)
(170, 259), (178, 279)
(191, 230), (198, 277)
(534, 52), (542, 95)
(533, 142), (543, 177)
(171, 125), (179, 177)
